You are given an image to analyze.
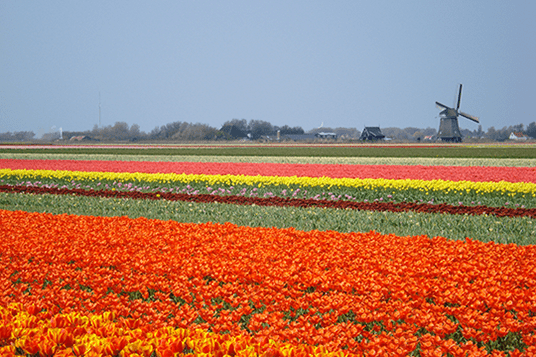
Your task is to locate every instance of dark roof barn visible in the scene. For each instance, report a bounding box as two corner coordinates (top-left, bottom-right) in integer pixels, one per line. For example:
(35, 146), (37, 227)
(359, 127), (385, 141)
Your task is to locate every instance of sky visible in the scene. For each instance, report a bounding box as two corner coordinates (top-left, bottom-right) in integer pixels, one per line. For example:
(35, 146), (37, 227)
(1, 1), (535, 137)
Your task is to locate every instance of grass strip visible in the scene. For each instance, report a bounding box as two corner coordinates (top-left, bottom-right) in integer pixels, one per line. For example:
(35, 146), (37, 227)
(2, 191), (534, 245)
(1, 146), (536, 158)
(2, 185), (535, 219)
(1, 153), (536, 167)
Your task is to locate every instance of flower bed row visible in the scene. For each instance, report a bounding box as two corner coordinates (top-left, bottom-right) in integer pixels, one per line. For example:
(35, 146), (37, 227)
(2, 153), (535, 356)
(4, 189), (534, 246)
(2, 169), (535, 210)
(1, 159), (536, 183)
(3, 153), (536, 167)
(2, 185), (535, 219)
(2, 209), (535, 356)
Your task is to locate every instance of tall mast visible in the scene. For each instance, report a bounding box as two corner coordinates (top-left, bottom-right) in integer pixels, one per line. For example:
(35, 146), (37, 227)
(99, 92), (101, 127)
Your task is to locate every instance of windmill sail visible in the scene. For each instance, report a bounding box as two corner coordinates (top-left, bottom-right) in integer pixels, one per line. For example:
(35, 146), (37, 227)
(456, 84), (463, 110)
(459, 111), (479, 123)
(435, 101), (449, 110)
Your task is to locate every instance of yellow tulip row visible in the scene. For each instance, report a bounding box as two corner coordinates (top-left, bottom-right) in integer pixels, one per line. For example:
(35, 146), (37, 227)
(2, 168), (536, 196)
(0, 303), (354, 357)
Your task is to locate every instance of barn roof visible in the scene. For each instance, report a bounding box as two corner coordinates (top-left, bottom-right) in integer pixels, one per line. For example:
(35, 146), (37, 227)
(359, 127), (385, 140)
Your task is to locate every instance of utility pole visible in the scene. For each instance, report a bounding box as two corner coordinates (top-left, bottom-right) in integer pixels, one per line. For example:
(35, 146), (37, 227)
(99, 92), (101, 127)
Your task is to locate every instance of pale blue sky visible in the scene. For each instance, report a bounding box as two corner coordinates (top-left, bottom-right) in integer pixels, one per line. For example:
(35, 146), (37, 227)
(1, 1), (534, 135)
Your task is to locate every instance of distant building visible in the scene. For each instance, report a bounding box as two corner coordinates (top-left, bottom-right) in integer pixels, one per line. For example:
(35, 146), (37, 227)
(359, 127), (385, 141)
(315, 132), (337, 139)
(509, 132), (528, 140)
(283, 132), (337, 141)
(69, 135), (96, 141)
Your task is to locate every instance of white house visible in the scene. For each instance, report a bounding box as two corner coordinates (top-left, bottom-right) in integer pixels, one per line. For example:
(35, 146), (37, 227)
(509, 132), (528, 140)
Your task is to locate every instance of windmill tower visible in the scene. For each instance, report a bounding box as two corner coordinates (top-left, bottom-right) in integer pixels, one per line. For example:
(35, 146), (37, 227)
(435, 84), (479, 142)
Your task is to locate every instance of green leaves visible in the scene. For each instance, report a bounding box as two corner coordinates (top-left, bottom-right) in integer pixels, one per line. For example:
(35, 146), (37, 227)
(4, 174), (535, 208)
(2, 192), (534, 245)
(2, 145), (536, 158)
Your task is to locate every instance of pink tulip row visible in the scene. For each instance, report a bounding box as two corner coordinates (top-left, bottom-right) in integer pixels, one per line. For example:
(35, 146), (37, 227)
(1, 159), (535, 183)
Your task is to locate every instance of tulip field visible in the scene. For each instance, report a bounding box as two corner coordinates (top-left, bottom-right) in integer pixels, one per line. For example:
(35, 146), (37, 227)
(0, 144), (536, 357)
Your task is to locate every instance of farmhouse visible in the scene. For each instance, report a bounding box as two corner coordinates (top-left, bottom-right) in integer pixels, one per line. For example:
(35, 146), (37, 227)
(509, 132), (529, 140)
(359, 127), (385, 141)
(315, 132), (338, 139)
(283, 133), (337, 141)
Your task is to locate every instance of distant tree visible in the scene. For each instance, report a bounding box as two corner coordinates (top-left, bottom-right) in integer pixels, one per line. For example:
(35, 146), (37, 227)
(248, 119), (274, 139)
(18, 131), (36, 141)
(0, 132), (12, 141)
(223, 119), (248, 134)
(41, 131), (62, 141)
(276, 125), (304, 135)
(173, 123), (218, 141)
(129, 124), (141, 139)
(381, 127), (409, 140)
(512, 123), (524, 133)
(88, 124), (101, 139)
(421, 127), (437, 137)
(412, 131), (423, 140)
(486, 126), (497, 140)
(485, 126), (509, 141)
(475, 125), (483, 138)
(0, 131), (35, 142)
(87, 121), (139, 141)
(460, 129), (475, 139)
(333, 127), (360, 138)
(526, 122), (536, 139)
(403, 127), (421, 137)
(146, 121), (183, 140)
(161, 121), (184, 139)
(220, 123), (248, 139)
(111, 122), (131, 141)
(148, 126), (161, 139)
(199, 125), (219, 140)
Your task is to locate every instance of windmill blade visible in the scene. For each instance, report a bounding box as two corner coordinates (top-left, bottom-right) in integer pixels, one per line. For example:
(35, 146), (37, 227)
(459, 111), (479, 123)
(456, 84), (463, 110)
(435, 101), (451, 110)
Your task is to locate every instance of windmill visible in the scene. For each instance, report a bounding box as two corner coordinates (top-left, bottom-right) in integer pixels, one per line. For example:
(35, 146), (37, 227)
(435, 84), (479, 142)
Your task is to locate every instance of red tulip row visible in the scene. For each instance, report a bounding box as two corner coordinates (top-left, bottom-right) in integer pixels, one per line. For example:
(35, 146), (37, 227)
(1, 159), (535, 182)
(2, 184), (535, 219)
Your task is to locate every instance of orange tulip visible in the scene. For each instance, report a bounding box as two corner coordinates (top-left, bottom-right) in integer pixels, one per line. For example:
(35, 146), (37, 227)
(72, 344), (87, 356)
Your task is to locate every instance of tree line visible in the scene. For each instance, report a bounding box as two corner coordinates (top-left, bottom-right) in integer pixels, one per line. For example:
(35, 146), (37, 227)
(1, 120), (535, 142)
(56, 119), (304, 142)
